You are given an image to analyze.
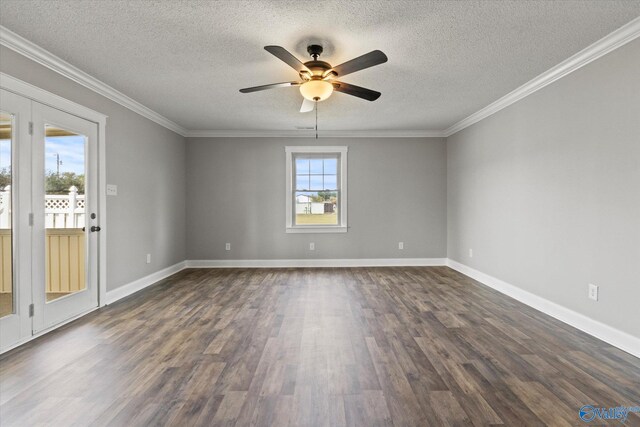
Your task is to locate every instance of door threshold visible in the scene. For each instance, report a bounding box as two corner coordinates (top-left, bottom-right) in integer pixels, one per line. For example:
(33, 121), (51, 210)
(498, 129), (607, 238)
(0, 305), (99, 355)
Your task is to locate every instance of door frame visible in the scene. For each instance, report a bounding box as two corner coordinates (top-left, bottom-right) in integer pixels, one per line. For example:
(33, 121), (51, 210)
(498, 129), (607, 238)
(0, 73), (108, 347)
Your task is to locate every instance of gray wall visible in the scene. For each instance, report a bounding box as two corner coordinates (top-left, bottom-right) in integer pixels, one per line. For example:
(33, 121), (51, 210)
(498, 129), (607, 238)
(186, 137), (447, 260)
(447, 39), (640, 337)
(0, 46), (187, 291)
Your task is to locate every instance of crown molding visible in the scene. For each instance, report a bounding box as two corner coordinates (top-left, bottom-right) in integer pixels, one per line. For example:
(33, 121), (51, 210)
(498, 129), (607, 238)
(2, 15), (638, 140)
(185, 129), (446, 138)
(0, 25), (188, 136)
(443, 16), (640, 137)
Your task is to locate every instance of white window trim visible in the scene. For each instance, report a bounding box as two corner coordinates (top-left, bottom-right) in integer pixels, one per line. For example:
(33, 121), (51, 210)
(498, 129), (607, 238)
(285, 146), (348, 234)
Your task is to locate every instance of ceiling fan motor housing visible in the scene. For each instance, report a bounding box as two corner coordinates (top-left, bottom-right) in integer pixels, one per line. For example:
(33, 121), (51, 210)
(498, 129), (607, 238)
(300, 45), (334, 80)
(302, 60), (333, 78)
(307, 44), (323, 59)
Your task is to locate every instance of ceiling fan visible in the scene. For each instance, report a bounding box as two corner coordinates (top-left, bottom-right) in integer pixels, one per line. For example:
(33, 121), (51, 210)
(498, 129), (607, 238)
(239, 44), (388, 112)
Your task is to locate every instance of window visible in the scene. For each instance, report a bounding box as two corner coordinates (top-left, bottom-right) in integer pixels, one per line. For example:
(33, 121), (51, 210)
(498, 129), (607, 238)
(286, 146), (347, 233)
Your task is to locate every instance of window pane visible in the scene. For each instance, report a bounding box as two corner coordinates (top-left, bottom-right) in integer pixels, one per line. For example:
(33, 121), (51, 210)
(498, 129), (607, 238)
(324, 158), (337, 174)
(309, 158), (323, 174)
(324, 174), (337, 190)
(295, 158), (309, 174)
(295, 174), (309, 190)
(309, 174), (323, 190)
(295, 191), (338, 225)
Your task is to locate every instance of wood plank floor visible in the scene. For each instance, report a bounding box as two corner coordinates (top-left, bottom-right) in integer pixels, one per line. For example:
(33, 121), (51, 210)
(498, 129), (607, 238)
(1, 267), (639, 426)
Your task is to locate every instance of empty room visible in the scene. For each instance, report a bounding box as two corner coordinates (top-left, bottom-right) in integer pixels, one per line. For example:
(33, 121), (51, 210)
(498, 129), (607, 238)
(0, 1), (639, 425)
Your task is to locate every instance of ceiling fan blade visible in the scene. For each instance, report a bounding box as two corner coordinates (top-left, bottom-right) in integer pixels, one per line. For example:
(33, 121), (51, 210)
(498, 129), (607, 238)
(264, 46), (310, 74)
(239, 81), (300, 93)
(331, 50), (388, 77)
(332, 81), (381, 101)
(300, 98), (315, 113)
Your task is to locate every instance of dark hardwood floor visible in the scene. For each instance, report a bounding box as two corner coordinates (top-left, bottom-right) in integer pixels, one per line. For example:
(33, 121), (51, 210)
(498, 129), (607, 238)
(1, 267), (639, 426)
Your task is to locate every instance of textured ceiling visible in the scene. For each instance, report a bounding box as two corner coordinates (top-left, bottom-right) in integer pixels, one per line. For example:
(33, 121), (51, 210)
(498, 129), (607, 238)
(1, 0), (639, 132)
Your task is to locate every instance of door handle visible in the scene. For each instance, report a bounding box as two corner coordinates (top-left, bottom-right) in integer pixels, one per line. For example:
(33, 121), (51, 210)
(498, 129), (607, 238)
(90, 226), (101, 232)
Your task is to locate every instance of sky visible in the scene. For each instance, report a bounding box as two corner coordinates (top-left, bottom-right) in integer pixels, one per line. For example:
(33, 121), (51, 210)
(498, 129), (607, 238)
(295, 157), (338, 191)
(0, 135), (85, 174)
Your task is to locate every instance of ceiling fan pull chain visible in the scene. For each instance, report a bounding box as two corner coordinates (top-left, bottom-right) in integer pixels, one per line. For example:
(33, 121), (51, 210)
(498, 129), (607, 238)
(315, 99), (318, 139)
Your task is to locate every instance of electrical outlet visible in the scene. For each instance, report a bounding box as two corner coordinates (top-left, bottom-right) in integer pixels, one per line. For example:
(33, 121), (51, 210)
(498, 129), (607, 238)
(588, 283), (599, 301)
(309, 242), (315, 251)
(225, 243), (231, 251)
(398, 242), (404, 250)
(469, 248), (473, 258)
(146, 254), (151, 264)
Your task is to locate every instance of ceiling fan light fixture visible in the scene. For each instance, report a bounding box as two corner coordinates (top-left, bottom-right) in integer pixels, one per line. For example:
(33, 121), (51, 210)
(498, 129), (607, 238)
(240, 44), (387, 110)
(300, 79), (333, 102)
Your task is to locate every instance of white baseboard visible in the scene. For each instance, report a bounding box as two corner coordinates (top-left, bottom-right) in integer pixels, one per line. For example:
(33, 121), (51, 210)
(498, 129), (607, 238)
(105, 261), (187, 305)
(186, 258), (447, 268)
(446, 259), (640, 358)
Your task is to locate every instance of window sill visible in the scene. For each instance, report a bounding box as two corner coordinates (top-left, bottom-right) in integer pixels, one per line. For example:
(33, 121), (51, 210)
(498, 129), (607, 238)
(286, 226), (348, 234)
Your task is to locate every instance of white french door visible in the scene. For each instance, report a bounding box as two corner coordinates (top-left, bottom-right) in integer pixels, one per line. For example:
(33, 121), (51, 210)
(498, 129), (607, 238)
(0, 89), (100, 351)
(31, 102), (99, 332)
(0, 89), (32, 348)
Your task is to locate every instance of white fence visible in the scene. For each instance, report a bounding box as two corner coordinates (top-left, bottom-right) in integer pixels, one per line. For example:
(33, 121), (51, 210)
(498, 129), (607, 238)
(0, 185), (85, 229)
(296, 202), (327, 215)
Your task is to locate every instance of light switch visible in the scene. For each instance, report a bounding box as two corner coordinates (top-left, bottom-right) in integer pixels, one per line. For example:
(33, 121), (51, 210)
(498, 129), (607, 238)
(106, 184), (118, 196)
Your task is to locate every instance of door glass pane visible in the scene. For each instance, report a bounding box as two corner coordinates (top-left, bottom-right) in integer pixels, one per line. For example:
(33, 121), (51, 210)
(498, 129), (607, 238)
(0, 112), (14, 317)
(44, 125), (86, 302)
